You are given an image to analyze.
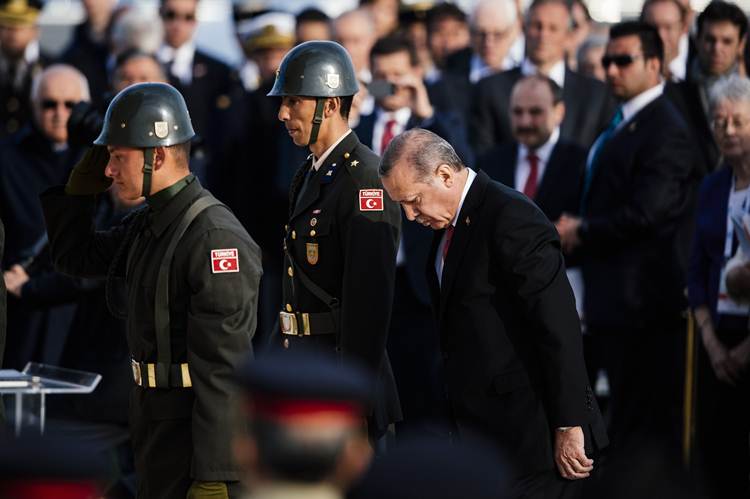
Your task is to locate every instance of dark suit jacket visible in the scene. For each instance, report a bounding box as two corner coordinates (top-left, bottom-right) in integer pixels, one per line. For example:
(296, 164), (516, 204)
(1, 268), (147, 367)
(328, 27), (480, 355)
(471, 67), (615, 154)
(580, 95), (698, 330)
(0, 217), (5, 369)
(688, 165), (732, 321)
(428, 170), (607, 477)
(664, 79), (720, 175)
(477, 139), (586, 222)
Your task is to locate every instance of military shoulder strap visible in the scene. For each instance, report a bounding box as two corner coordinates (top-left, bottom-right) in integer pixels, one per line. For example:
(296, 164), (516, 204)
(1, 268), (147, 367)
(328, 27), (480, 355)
(154, 195), (226, 388)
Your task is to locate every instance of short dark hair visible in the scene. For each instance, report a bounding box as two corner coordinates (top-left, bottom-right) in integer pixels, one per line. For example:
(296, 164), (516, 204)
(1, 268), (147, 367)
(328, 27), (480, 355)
(370, 34), (419, 67)
(380, 128), (464, 182)
(296, 7), (329, 25)
(513, 74), (563, 105)
(426, 3), (467, 36)
(696, 1), (748, 40)
(338, 95), (354, 120)
(640, 0), (688, 22)
(168, 141), (191, 167)
(114, 48), (161, 72)
(609, 20), (664, 67)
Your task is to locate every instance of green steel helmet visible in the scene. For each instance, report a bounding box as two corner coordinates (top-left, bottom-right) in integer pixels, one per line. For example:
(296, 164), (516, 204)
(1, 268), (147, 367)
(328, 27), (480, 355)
(94, 82), (195, 147)
(267, 40), (359, 98)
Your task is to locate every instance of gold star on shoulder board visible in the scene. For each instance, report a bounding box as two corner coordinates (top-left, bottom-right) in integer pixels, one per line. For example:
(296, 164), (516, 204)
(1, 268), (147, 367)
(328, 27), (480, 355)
(350, 160), (359, 167)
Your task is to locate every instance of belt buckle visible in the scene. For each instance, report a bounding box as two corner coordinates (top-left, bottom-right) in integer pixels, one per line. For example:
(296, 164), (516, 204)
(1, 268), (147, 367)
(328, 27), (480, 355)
(279, 311), (298, 335)
(131, 359), (142, 386)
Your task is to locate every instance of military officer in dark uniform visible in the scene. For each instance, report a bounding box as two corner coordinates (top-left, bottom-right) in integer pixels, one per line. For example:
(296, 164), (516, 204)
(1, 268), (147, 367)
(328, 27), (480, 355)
(0, 0), (46, 137)
(40, 82), (262, 499)
(269, 41), (402, 442)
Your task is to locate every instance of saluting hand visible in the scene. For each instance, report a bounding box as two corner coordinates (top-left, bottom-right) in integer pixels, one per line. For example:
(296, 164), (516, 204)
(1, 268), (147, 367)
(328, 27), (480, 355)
(65, 145), (112, 195)
(554, 426), (594, 480)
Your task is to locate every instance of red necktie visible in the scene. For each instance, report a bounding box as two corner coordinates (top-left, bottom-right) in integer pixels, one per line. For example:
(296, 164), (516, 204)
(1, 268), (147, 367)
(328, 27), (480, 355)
(523, 152), (539, 199)
(442, 225), (455, 261)
(381, 119), (397, 154)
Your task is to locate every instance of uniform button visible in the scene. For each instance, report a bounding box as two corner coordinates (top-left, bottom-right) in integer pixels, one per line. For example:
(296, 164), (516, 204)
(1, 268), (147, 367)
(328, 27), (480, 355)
(287, 266), (294, 277)
(283, 339), (290, 349)
(310, 217), (317, 227)
(344, 152), (350, 159)
(310, 230), (316, 237)
(285, 224), (289, 231)
(292, 230), (296, 239)
(286, 303), (292, 312)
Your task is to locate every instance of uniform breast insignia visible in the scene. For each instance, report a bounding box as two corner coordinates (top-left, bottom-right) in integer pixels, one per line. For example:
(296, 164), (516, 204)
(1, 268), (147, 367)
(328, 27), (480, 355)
(306, 243), (319, 265)
(310, 217), (318, 227)
(313, 209), (322, 214)
(359, 189), (384, 211)
(211, 248), (240, 273)
(322, 164), (336, 184)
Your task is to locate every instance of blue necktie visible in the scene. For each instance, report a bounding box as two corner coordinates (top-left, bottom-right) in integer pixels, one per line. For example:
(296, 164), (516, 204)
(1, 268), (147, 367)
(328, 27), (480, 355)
(579, 107), (624, 214)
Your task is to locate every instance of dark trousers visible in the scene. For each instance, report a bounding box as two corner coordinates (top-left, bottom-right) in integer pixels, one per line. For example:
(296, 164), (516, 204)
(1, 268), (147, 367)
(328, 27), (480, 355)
(387, 268), (450, 437)
(695, 315), (750, 499)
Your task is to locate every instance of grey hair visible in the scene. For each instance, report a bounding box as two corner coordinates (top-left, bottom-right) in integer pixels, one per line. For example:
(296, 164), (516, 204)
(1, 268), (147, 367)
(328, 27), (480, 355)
(379, 128), (464, 182)
(709, 75), (750, 112)
(31, 64), (91, 104)
(334, 8), (376, 37)
(470, 0), (517, 30)
(577, 34), (608, 66)
(110, 7), (164, 56)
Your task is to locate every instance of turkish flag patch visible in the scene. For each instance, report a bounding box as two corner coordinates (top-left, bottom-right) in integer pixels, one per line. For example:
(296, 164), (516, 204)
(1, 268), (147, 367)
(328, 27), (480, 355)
(359, 189), (384, 211)
(211, 248), (240, 274)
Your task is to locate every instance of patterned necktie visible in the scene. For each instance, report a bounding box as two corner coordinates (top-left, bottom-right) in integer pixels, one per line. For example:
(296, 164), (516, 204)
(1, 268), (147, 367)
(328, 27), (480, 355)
(579, 107), (624, 214)
(524, 153), (540, 199)
(442, 224), (455, 261)
(381, 119), (397, 154)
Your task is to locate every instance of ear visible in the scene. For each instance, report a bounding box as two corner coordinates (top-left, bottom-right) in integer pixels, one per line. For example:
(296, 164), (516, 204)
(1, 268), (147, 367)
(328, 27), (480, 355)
(152, 146), (167, 171)
(324, 97), (340, 118)
(553, 101), (566, 126)
(739, 35), (747, 57)
(435, 163), (455, 187)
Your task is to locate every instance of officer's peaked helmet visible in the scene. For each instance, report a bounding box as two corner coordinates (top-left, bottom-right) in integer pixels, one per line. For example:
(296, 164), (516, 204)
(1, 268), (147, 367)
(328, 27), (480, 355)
(94, 82), (195, 148)
(267, 40), (359, 98)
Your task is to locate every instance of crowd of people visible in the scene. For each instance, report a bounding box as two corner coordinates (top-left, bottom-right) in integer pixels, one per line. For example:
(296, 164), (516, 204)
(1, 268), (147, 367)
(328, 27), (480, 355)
(0, 0), (749, 497)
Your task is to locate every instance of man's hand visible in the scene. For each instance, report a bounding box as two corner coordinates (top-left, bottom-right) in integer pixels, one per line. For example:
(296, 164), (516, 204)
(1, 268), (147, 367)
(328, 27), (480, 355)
(395, 74), (434, 120)
(704, 335), (741, 385)
(3, 264), (29, 298)
(65, 145), (112, 195)
(554, 426), (593, 480)
(555, 214), (582, 254)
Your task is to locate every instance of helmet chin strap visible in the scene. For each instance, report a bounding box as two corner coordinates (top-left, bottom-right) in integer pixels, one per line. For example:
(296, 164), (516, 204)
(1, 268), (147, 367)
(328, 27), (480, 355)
(142, 147), (155, 198)
(307, 98), (326, 146)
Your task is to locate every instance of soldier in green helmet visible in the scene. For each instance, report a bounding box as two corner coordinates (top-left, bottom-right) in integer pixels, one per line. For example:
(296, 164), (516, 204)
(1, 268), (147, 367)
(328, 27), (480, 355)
(269, 41), (403, 443)
(40, 82), (262, 499)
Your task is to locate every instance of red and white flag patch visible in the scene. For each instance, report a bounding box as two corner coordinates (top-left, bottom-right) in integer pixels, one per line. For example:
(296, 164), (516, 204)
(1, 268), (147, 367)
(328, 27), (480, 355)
(211, 248), (239, 274)
(359, 189), (384, 211)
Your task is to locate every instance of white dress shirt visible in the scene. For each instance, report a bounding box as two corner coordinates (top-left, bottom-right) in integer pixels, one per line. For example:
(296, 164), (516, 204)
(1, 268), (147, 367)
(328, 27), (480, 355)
(436, 168), (477, 285)
(372, 107), (411, 156)
(618, 82), (664, 131)
(157, 41), (196, 85)
(668, 33), (689, 82)
(312, 130), (352, 171)
(521, 58), (566, 88)
(515, 127), (560, 193)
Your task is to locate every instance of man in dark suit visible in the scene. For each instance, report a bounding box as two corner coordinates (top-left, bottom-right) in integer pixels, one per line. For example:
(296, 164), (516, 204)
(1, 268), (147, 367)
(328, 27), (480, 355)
(665, 1), (747, 175)
(380, 128), (606, 498)
(355, 35), (467, 434)
(156, 0), (243, 190)
(471, 0), (614, 154)
(640, 0), (695, 83)
(556, 21), (697, 458)
(477, 74), (585, 222)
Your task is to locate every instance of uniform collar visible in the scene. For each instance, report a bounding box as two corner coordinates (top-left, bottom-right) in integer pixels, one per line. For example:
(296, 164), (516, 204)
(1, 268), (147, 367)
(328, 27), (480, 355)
(312, 129), (352, 171)
(147, 174), (200, 237)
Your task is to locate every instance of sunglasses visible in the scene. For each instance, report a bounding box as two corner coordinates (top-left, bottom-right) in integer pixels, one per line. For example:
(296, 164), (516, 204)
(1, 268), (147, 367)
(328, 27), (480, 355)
(41, 99), (76, 110)
(162, 10), (196, 22)
(601, 54), (642, 68)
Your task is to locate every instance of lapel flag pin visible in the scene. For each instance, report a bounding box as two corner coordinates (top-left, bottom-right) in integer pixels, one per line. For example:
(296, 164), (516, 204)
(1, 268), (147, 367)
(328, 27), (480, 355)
(465, 216), (471, 225)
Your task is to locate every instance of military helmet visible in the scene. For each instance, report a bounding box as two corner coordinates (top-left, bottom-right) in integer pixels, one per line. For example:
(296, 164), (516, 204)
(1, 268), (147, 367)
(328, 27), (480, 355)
(267, 40), (359, 98)
(94, 82), (195, 148)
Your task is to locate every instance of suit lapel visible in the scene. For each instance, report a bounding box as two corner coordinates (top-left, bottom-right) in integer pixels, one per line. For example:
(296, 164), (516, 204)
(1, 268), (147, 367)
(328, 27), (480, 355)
(290, 132), (359, 221)
(426, 230), (441, 318)
(438, 171), (490, 317)
(535, 142), (561, 203)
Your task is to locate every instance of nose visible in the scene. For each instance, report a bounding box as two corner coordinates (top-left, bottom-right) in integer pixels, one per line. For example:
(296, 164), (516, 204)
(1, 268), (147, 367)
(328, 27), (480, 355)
(278, 103), (289, 122)
(402, 204), (418, 221)
(104, 158), (115, 178)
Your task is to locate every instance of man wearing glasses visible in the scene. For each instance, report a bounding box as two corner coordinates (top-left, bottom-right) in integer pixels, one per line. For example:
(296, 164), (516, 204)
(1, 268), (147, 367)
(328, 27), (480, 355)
(556, 21), (698, 460)
(156, 0), (241, 189)
(0, 65), (89, 370)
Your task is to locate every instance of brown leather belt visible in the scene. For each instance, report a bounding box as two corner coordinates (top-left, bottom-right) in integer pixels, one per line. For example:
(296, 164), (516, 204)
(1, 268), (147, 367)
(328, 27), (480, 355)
(279, 311), (336, 336)
(131, 359), (192, 388)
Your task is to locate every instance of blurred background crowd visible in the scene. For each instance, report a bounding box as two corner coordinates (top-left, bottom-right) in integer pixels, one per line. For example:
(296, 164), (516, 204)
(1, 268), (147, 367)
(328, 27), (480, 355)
(1, 0), (750, 497)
